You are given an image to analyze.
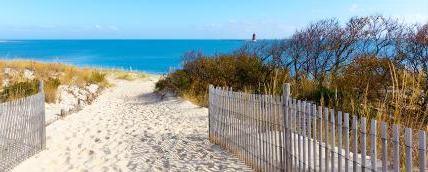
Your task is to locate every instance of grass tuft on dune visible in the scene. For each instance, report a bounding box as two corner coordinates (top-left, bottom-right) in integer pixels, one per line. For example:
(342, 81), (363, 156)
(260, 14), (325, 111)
(0, 60), (129, 103)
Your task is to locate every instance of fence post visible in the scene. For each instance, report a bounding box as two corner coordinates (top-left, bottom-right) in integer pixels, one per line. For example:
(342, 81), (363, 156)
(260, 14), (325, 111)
(282, 83), (290, 172)
(419, 131), (426, 172)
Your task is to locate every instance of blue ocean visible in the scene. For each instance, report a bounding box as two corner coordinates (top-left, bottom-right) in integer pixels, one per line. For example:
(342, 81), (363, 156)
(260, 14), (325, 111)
(0, 40), (244, 74)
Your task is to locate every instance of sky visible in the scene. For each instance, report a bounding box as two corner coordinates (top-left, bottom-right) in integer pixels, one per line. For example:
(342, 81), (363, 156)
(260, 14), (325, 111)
(0, 0), (427, 39)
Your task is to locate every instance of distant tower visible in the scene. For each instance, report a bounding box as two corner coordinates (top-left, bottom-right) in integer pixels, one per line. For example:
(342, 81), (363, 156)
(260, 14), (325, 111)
(252, 33), (256, 42)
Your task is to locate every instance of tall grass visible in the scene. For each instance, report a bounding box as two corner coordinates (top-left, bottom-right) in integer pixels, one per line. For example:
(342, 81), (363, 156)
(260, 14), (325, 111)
(0, 60), (108, 103)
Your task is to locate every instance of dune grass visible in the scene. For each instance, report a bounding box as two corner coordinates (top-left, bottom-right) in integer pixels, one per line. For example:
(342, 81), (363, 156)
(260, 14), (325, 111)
(0, 60), (111, 103)
(113, 71), (147, 81)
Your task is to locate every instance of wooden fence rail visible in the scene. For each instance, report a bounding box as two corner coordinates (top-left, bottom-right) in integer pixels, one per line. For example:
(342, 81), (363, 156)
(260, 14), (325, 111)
(0, 81), (46, 172)
(208, 84), (427, 172)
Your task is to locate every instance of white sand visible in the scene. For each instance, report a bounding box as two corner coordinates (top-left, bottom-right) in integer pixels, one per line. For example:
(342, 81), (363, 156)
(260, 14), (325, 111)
(12, 76), (251, 172)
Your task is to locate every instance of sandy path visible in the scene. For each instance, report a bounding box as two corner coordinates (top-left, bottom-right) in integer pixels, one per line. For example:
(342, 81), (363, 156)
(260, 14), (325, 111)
(12, 76), (252, 172)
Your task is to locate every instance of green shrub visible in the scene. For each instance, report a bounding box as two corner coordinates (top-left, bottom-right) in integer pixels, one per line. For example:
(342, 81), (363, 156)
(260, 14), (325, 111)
(156, 53), (290, 106)
(0, 80), (39, 102)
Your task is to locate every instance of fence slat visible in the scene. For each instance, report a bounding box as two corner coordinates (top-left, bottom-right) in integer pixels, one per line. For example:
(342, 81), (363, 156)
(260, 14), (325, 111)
(352, 116), (358, 172)
(318, 106), (323, 171)
(338, 111), (343, 172)
(325, 107), (330, 172)
(392, 125), (400, 172)
(286, 98), (292, 172)
(370, 120), (377, 172)
(263, 95), (266, 172)
(297, 100), (302, 172)
(380, 122), (387, 172)
(302, 102), (307, 171)
(307, 103), (312, 171)
(344, 113), (350, 172)
(405, 128), (412, 172)
(361, 118), (367, 172)
(312, 104), (317, 172)
(291, 99), (299, 171)
(419, 131), (426, 172)
(331, 109), (336, 172)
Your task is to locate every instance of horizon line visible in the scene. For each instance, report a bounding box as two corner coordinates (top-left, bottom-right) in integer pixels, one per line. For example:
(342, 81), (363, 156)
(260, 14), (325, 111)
(0, 37), (285, 41)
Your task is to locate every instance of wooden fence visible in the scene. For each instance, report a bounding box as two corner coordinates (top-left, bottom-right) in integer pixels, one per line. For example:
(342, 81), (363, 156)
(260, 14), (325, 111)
(0, 82), (46, 172)
(208, 84), (427, 172)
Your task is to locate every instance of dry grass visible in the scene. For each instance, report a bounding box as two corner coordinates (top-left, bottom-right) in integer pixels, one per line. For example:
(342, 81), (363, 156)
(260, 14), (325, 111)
(0, 60), (108, 87)
(113, 71), (147, 81)
(0, 60), (144, 103)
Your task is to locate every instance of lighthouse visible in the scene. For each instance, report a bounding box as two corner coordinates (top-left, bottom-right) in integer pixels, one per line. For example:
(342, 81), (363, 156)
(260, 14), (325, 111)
(252, 33), (256, 42)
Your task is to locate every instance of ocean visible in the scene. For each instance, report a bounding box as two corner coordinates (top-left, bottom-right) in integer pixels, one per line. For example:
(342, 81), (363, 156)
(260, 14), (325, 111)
(0, 40), (245, 74)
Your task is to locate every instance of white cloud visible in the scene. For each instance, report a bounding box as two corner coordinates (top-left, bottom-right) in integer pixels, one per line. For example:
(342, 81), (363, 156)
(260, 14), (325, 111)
(95, 25), (102, 30)
(349, 4), (360, 13)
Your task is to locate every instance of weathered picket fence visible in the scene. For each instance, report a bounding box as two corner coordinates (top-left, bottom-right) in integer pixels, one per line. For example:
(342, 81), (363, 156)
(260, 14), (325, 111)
(0, 82), (46, 171)
(208, 84), (427, 172)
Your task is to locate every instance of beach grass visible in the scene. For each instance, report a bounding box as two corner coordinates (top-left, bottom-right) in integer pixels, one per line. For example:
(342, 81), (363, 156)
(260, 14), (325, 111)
(0, 60), (145, 103)
(113, 71), (147, 81)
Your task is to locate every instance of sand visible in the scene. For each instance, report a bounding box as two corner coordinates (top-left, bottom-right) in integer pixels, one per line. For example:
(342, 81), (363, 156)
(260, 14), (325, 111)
(12, 76), (251, 172)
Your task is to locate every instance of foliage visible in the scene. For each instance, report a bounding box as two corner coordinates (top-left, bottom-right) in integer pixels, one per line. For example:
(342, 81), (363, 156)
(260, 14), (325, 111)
(156, 52), (290, 106)
(0, 80), (39, 102)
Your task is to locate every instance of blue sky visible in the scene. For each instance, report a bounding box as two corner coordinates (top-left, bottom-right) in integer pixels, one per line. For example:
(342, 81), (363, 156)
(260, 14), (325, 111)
(0, 0), (427, 39)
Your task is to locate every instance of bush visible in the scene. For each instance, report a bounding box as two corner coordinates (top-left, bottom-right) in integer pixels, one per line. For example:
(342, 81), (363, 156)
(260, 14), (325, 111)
(156, 53), (289, 106)
(337, 56), (393, 101)
(0, 80), (39, 102)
